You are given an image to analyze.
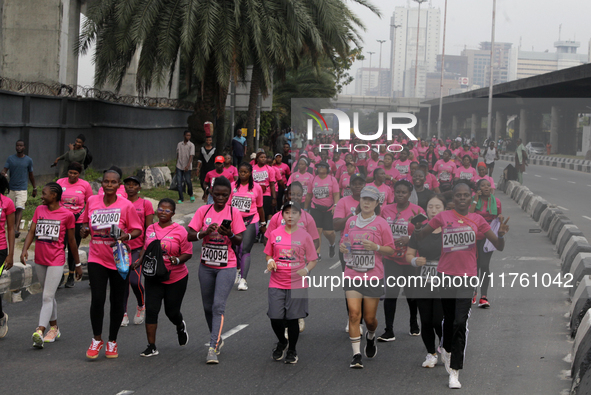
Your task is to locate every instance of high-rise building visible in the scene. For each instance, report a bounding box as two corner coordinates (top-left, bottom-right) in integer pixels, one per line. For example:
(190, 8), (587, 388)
(462, 42), (514, 88)
(354, 68), (389, 96)
(516, 41), (587, 79)
(389, 5), (440, 98)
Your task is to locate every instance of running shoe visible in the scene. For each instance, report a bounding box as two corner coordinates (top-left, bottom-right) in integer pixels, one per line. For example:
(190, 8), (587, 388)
(422, 353), (438, 368)
(329, 244), (336, 258)
(298, 318), (305, 333)
(449, 369), (462, 389)
(121, 313), (129, 327)
(190, 196), (195, 203)
(12, 291), (22, 303)
(43, 326), (61, 343)
(350, 353), (363, 369)
(105, 341), (118, 358)
(140, 344), (159, 357)
(215, 338), (224, 355)
(409, 322), (421, 336)
(377, 330), (395, 342)
(177, 320), (189, 346)
(32, 329), (44, 349)
(478, 297), (491, 308)
(237, 278), (248, 291)
(206, 347), (219, 364)
(0, 313), (8, 338)
(364, 334), (377, 359)
(284, 350), (298, 364)
(134, 306), (146, 325)
(86, 339), (104, 359)
(439, 346), (451, 374)
(472, 291), (478, 305)
(317, 254), (322, 262)
(272, 342), (288, 361)
(65, 274), (75, 288)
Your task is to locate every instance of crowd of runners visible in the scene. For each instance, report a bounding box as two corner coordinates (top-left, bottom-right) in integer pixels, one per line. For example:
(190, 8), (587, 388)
(0, 130), (510, 389)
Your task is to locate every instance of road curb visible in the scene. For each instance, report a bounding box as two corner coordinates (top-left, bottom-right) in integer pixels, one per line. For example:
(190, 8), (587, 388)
(499, 154), (591, 174)
(570, 309), (591, 394)
(570, 254), (591, 299)
(561, 237), (591, 274)
(557, 226), (585, 257)
(570, 277), (591, 338)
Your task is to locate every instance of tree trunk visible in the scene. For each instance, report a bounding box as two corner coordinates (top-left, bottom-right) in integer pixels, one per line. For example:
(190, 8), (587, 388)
(189, 60), (217, 146)
(246, 64), (262, 156)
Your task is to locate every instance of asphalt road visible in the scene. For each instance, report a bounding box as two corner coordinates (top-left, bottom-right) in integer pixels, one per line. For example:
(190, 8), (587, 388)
(0, 191), (575, 395)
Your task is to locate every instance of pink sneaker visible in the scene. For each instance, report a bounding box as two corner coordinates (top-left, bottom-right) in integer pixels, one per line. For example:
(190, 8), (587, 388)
(106, 340), (119, 358)
(134, 306), (146, 325)
(86, 339), (104, 359)
(43, 326), (61, 343)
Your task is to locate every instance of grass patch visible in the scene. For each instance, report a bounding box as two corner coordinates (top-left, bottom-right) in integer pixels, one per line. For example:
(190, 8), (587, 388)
(83, 167), (103, 183)
(22, 184), (43, 224)
(140, 186), (180, 202)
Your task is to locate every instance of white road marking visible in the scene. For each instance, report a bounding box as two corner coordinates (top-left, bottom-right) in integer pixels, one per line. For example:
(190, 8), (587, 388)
(557, 206), (569, 211)
(116, 392), (134, 395)
(568, 181), (576, 184)
(204, 324), (249, 346)
(329, 261), (341, 269)
(535, 175), (541, 177)
(550, 178), (558, 180)
(583, 216), (591, 221)
(502, 256), (555, 261)
(587, 185), (591, 187)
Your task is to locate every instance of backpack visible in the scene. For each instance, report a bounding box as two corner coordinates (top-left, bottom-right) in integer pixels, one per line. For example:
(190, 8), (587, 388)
(141, 225), (174, 282)
(82, 146), (93, 169)
(503, 164), (518, 181)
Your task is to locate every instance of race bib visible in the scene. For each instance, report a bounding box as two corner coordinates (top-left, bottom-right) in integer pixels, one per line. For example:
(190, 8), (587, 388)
(396, 165), (409, 174)
(378, 192), (386, 204)
(439, 172), (451, 181)
(390, 223), (408, 238)
(253, 171), (268, 183)
(420, 261), (439, 281)
(459, 172), (472, 180)
(90, 208), (121, 230)
(35, 219), (61, 241)
(343, 188), (352, 197)
(201, 244), (229, 266)
(313, 186), (330, 199)
(442, 228), (476, 252)
(347, 249), (375, 271)
(231, 196), (252, 212)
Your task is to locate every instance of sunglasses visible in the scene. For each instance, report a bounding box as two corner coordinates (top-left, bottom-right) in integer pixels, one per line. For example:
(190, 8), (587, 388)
(157, 208), (173, 214)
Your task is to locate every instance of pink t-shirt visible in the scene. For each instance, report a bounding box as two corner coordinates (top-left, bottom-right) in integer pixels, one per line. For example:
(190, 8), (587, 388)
(334, 159), (346, 171)
(383, 166), (402, 183)
(457, 149), (472, 164)
(287, 171), (314, 202)
(394, 159), (411, 175)
(436, 145), (447, 157)
(342, 216), (395, 281)
(307, 175), (339, 208)
(381, 203), (425, 265)
(33, 205), (76, 266)
(339, 172), (356, 197)
(454, 166), (478, 181)
(366, 159), (381, 176)
(470, 146), (481, 160)
(422, 173), (440, 190)
(334, 196), (360, 222)
(367, 182), (394, 205)
(98, 185), (127, 199)
(252, 164), (276, 196)
(265, 210), (320, 241)
(264, 227), (318, 289)
(144, 223), (193, 284)
(188, 205), (246, 269)
(417, 146), (428, 158)
(473, 174), (496, 189)
(84, 195), (143, 270)
(273, 162), (291, 192)
(128, 198), (154, 250)
(0, 196), (16, 250)
(224, 165), (239, 180)
(434, 159), (455, 182)
(428, 210), (491, 277)
(57, 178), (93, 224)
(204, 169), (236, 189)
(229, 182), (263, 223)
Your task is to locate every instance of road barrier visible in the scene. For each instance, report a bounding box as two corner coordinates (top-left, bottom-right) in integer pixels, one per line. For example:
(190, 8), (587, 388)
(499, 154), (591, 173)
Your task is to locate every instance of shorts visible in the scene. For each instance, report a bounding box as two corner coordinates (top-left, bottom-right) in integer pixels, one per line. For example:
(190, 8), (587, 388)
(8, 190), (27, 209)
(267, 287), (309, 320)
(262, 195), (274, 218)
(486, 162), (495, 169)
(344, 277), (385, 298)
(310, 205), (334, 230)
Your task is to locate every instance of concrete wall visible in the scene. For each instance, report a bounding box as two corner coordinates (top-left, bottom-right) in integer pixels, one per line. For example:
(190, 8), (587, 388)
(0, 89), (192, 179)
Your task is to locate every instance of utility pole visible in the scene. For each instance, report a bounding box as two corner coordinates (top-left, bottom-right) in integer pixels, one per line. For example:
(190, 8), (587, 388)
(437, 0), (448, 140)
(486, 0), (496, 140)
(377, 39), (386, 96)
(390, 24), (401, 98)
(368, 51), (375, 96)
(413, 0), (427, 97)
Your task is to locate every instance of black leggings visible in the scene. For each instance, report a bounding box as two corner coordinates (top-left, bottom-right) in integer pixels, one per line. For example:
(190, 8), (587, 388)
(271, 318), (299, 351)
(476, 239), (494, 296)
(416, 298), (443, 354)
(145, 275), (188, 326)
(66, 223), (83, 272)
(88, 262), (129, 341)
(383, 259), (418, 332)
(440, 280), (473, 371)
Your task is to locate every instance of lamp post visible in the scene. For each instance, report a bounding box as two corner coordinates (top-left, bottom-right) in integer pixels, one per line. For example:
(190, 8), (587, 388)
(437, 0), (448, 139)
(368, 51), (375, 96)
(413, 0), (427, 97)
(377, 39), (386, 96)
(486, 0), (496, 140)
(390, 24), (401, 98)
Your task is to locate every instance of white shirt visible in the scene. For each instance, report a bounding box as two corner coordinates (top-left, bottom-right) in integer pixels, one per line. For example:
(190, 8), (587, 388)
(484, 147), (497, 164)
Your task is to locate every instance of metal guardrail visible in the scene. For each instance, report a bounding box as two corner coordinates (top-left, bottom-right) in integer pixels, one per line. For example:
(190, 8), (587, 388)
(0, 76), (194, 110)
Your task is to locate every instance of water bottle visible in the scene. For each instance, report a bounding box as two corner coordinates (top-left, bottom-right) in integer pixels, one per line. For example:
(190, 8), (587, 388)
(343, 234), (352, 265)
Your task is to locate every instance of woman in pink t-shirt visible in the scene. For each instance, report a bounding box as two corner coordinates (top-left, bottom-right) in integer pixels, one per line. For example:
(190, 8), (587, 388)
(188, 176), (246, 364)
(57, 162), (93, 288)
(131, 198), (193, 357)
(393, 148), (412, 176)
(122, 176), (155, 326)
(265, 201), (318, 364)
(204, 156), (235, 204)
(273, 153), (291, 211)
(415, 182), (509, 388)
(339, 186), (396, 369)
(368, 168), (394, 205)
(339, 162), (358, 198)
(229, 163), (265, 291)
(453, 155), (478, 182)
(252, 152), (277, 227)
(425, 145), (439, 171)
(473, 162), (496, 191)
(288, 157), (314, 203)
(21, 182), (81, 348)
(81, 170), (143, 359)
(223, 154), (239, 182)
(433, 150), (455, 185)
(0, 176), (16, 338)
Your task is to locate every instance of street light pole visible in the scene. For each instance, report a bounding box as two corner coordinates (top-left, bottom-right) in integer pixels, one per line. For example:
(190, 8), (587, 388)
(368, 51), (375, 96)
(377, 39), (386, 96)
(389, 24), (401, 98)
(437, 0), (448, 140)
(413, 0), (427, 97)
(486, 0), (496, 140)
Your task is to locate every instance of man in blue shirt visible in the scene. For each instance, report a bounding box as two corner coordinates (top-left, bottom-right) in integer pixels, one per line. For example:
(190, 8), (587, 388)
(231, 129), (246, 166)
(1, 140), (37, 238)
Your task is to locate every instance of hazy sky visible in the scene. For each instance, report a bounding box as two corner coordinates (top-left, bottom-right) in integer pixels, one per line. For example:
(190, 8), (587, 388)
(78, 0), (590, 89)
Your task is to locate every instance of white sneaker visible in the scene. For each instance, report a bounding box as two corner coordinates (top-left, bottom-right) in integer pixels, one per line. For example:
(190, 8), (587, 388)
(12, 291), (22, 303)
(439, 346), (451, 374)
(449, 369), (461, 389)
(134, 306), (146, 325)
(121, 313), (129, 327)
(234, 270), (241, 285)
(237, 278), (248, 291)
(422, 353), (438, 368)
(0, 313), (8, 338)
(298, 318), (305, 333)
